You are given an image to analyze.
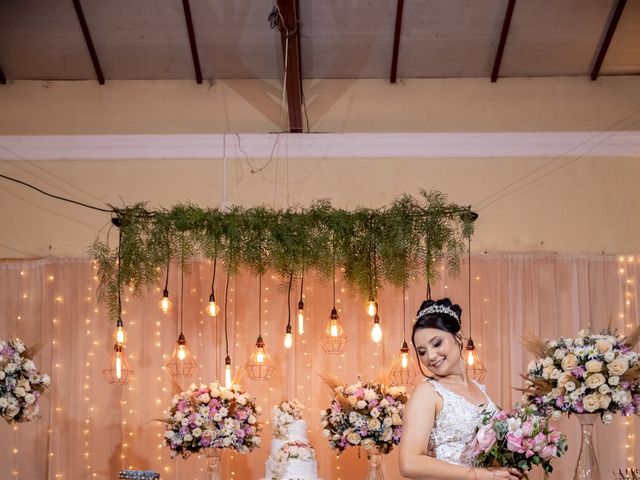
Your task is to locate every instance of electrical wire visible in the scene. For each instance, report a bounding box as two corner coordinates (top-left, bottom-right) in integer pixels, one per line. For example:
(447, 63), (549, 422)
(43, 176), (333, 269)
(0, 173), (113, 213)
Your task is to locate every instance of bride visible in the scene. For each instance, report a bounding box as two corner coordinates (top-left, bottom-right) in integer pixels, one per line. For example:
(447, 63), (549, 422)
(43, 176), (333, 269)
(399, 298), (523, 480)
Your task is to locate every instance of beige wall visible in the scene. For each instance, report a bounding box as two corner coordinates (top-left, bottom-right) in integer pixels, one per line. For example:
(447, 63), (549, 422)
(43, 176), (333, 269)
(1, 77), (639, 258)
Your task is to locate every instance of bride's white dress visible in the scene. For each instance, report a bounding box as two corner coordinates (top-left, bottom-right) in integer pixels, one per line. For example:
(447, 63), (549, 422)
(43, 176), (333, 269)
(427, 379), (497, 466)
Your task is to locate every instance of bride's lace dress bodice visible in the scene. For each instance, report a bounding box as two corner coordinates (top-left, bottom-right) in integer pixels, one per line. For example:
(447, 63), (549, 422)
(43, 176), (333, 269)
(427, 379), (497, 466)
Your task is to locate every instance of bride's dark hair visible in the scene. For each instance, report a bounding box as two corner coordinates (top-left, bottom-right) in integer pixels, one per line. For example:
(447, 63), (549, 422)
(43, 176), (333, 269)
(411, 298), (464, 376)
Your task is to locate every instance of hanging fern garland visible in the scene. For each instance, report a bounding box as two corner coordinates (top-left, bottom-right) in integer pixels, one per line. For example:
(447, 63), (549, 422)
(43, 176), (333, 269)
(90, 190), (476, 319)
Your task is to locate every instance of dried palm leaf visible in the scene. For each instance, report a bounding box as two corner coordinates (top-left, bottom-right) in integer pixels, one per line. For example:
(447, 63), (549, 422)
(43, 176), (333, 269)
(522, 334), (552, 359)
(623, 325), (640, 349)
(621, 363), (640, 382)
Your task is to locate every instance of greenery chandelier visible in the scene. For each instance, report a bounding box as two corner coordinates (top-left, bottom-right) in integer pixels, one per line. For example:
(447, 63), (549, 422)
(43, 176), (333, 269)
(90, 190), (476, 320)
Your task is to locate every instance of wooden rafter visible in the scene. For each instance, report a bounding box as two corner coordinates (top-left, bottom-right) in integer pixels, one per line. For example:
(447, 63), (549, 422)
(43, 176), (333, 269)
(276, 0), (304, 133)
(181, 0), (203, 84)
(71, 0), (105, 85)
(491, 0), (516, 83)
(0, 65), (6, 85)
(390, 0), (405, 83)
(591, 0), (627, 81)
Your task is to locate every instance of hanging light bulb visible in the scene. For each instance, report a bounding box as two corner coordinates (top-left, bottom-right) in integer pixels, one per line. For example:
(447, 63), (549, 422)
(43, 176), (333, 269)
(389, 340), (417, 387)
(284, 324), (293, 349)
(321, 308), (349, 354)
(103, 344), (133, 384)
(167, 333), (197, 380)
(245, 335), (276, 380)
(297, 300), (305, 334)
(159, 288), (172, 313)
(367, 298), (377, 317)
(465, 338), (486, 381)
(112, 318), (127, 346)
(401, 350), (409, 369)
(371, 314), (382, 343)
(206, 293), (220, 317)
(329, 311), (340, 337)
(224, 355), (232, 389)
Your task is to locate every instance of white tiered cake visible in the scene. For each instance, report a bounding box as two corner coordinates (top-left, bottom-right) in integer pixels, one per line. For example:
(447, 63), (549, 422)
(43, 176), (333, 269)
(264, 401), (319, 480)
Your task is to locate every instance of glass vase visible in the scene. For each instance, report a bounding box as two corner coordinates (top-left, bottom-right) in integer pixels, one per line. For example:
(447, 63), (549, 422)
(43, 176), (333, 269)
(365, 448), (386, 480)
(201, 448), (222, 480)
(573, 413), (600, 480)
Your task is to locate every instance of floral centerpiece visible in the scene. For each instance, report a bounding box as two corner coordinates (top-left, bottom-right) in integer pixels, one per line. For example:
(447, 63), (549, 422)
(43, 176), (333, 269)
(272, 399), (305, 439)
(320, 378), (407, 454)
(267, 440), (316, 480)
(0, 338), (51, 424)
(162, 382), (261, 459)
(471, 406), (568, 477)
(522, 328), (640, 423)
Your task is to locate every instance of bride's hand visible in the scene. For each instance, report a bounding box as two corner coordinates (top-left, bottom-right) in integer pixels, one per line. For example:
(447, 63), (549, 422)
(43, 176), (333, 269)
(474, 467), (525, 479)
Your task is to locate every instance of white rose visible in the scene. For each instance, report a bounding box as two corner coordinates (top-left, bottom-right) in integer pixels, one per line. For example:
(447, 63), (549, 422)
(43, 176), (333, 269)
(602, 412), (613, 424)
(164, 431), (174, 440)
(0, 371), (5, 380)
(585, 360), (603, 373)
(604, 352), (615, 363)
(183, 434), (193, 442)
(583, 393), (601, 412)
(181, 418), (189, 427)
(322, 429), (330, 437)
(346, 432), (361, 445)
(585, 373), (606, 389)
(24, 393), (35, 404)
(561, 354), (578, 372)
(367, 418), (381, 430)
(14, 387), (26, 397)
(23, 360), (36, 372)
(381, 427), (393, 441)
(0, 398), (8, 408)
(174, 412), (184, 422)
(596, 340), (613, 354)
(551, 410), (562, 421)
(248, 415), (256, 425)
(383, 417), (393, 427)
(550, 369), (561, 380)
(15, 342), (26, 353)
(364, 389), (377, 402)
(599, 394), (612, 409)
(574, 337), (584, 347)
(198, 393), (210, 404)
(392, 413), (402, 425)
(598, 384), (610, 395)
(4, 363), (17, 374)
(608, 358), (629, 376)
(542, 357), (554, 367)
(356, 400), (367, 410)
(379, 399), (389, 408)
(608, 376), (620, 386)
(192, 428), (202, 437)
(41, 374), (50, 387)
(370, 407), (380, 419)
(542, 366), (553, 380)
(213, 413), (222, 422)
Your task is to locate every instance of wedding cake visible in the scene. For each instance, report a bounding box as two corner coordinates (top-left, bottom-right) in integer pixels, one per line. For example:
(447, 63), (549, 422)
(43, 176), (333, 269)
(264, 401), (319, 480)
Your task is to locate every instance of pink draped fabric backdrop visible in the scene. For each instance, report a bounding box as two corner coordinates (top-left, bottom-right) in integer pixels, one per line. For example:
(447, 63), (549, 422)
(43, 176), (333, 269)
(0, 253), (638, 479)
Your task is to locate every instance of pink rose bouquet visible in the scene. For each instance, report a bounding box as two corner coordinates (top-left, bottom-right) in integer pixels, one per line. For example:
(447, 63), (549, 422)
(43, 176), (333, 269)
(470, 406), (567, 477)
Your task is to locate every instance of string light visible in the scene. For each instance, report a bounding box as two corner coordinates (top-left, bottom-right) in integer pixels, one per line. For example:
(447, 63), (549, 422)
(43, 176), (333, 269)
(370, 313), (382, 343)
(206, 257), (220, 317)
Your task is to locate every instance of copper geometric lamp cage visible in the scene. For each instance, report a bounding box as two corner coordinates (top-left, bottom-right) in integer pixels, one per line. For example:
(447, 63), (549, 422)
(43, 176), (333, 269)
(245, 274), (276, 381)
(103, 220), (134, 385)
(166, 265), (197, 381)
(320, 263), (349, 354)
(464, 224), (486, 382)
(389, 284), (418, 388)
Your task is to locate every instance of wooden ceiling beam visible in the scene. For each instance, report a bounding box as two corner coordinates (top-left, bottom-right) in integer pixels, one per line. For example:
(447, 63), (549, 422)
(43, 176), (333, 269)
(390, 0), (405, 83)
(181, 0), (203, 84)
(591, 0), (627, 81)
(71, 0), (105, 85)
(0, 65), (6, 85)
(276, 0), (304, 133)
(491, 0), (516, 83)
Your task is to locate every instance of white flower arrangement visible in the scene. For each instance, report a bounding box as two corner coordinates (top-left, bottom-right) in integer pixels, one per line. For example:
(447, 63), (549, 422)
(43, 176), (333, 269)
(320, 379), (407, 454)
(0, 338), (50, 424)
(272, 399), (305, 439)
(523, 328), (640, 423)
(162, 382), (261, 458)
(266, 440), (316, 480)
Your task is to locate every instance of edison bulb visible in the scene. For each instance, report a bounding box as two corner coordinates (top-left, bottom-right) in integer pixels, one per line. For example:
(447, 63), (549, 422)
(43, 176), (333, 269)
(297, 309), (304, 335)
(177, 345), (187, 361)
(115, 354), (123, 380)
(466, 350), (475, 366)
(159, 296), (172, 313)
(367, 300), (377, 317)
(206, 301), (219, 317)
(256, 348), (265, 363)
(400, 351), (409, 369)
(224, 363), (232, 389)
(371, 322), (382, 343)
(284, 332), (293, 349)
(330, 321), (339, 337)
(112, 324), (127, 346)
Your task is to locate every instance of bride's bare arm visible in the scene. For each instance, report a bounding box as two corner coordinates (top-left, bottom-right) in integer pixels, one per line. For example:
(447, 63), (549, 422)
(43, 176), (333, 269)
(398, 382), (521, 480)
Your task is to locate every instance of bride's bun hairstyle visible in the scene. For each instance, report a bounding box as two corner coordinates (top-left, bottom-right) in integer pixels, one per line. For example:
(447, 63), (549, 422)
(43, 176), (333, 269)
(411, 298), (464, 377)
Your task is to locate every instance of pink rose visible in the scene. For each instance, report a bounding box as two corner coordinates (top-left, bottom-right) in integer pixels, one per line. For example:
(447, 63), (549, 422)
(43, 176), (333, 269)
(532, 432), (548, 453)
(494, 410), (509, 421)
(521, 420), (534, 437)
(476, 425), (497, 453)
(540, 444), (558, 460)
(548, 430), (562, 444)
(506, 432), (525, 453)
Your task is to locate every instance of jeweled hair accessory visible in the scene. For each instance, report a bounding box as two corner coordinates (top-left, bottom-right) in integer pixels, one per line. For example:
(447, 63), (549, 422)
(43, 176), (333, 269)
(417, 304), (460, 324)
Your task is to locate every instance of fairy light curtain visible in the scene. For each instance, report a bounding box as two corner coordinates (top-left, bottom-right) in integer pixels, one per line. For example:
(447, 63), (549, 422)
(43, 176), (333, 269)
(0, 254), (638, 480)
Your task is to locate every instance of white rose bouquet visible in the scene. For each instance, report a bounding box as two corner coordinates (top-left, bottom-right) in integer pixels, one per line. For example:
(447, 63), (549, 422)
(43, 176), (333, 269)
(161, 382), (261, 458)
(266, 440), (316, 480)
(272, 399), (305, 439)
(320, 378), (407, 454)
(0, 338), (50, 424)
(522, 328), (640, 423)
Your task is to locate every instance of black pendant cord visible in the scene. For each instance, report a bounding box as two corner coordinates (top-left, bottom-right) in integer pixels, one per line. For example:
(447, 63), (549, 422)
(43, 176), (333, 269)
(210, 256), (217, 295)
(332, 261), (337, 309)
(258, 274), (263, 337)
(180, 264), (185, 336)
(224, 268), (230, 356)
(402, 281), (407, 342)
(467, 235), (472, 340)
(426, 234), (432, 300)
(287, 273), (293, 328)
(117, 226), (123, 323)
(299, 269), (304, 304)
(163, 244), (170, 292)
